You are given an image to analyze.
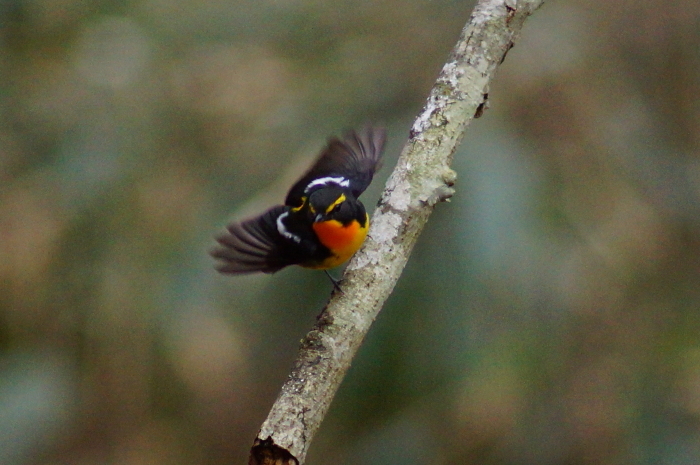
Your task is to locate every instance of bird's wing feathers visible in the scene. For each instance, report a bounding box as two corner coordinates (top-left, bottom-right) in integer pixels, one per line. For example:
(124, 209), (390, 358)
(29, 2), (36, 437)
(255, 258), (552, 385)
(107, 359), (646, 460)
(211, 206), (298, 274)
(285, 125), (386, 207)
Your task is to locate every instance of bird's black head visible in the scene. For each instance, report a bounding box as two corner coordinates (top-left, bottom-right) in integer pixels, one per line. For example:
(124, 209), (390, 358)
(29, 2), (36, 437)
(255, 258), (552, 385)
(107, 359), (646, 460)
(307, 185), (365, 225)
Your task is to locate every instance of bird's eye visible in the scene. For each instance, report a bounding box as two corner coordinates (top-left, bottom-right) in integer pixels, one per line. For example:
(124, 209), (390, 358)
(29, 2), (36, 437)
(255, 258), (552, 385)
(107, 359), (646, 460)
(324, 193), (347, 215)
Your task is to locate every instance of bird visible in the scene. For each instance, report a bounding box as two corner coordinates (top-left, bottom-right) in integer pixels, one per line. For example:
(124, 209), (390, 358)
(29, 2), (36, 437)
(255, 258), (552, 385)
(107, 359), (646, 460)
(211, 125), (386, 289)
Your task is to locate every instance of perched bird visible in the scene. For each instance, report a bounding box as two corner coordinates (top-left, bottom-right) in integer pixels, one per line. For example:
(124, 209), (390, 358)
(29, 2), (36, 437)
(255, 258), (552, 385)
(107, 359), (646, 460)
(211, 126), (386, 287)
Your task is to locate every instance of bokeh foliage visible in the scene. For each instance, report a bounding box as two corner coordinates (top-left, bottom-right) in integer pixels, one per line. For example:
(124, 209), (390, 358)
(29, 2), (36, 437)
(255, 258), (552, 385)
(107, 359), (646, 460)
(1, 1), (700, 464)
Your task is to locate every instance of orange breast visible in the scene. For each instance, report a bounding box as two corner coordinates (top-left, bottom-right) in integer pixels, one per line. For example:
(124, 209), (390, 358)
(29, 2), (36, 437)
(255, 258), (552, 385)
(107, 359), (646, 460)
(310, 214), (369, 269)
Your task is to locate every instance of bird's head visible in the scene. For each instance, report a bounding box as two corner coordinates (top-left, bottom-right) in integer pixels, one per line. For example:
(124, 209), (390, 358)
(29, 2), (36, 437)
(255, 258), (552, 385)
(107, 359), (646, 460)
(307, 185), (363, 225)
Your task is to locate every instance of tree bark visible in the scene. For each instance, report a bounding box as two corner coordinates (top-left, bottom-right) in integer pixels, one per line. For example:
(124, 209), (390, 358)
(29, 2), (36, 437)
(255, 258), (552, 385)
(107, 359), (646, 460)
(249, 1), (545, 463)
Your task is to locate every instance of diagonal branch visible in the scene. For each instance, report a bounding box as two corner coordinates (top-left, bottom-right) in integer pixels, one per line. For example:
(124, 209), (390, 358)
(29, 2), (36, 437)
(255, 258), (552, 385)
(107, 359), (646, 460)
(249, 1), (544, 463)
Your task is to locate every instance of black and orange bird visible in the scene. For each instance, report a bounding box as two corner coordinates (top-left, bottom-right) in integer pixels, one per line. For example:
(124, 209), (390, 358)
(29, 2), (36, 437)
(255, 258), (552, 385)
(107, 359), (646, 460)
(211, 126), (386, 288)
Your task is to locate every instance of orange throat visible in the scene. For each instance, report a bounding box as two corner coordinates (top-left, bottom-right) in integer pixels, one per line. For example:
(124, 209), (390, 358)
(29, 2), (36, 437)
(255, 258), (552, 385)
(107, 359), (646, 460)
(310, 214), (369, 269)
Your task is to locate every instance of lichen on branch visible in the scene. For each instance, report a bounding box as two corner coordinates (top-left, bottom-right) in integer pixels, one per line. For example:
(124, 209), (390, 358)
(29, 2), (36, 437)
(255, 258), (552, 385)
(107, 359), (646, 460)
(249, 1), (545, 463)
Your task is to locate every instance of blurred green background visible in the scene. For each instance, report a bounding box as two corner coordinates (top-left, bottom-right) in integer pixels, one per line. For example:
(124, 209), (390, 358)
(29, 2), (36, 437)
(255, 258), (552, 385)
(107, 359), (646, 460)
(2, 0), (700, 464)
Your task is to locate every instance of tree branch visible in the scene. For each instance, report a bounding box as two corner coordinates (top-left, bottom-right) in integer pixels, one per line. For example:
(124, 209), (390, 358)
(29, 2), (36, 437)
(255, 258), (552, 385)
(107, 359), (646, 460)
(249, 1), (544, 463)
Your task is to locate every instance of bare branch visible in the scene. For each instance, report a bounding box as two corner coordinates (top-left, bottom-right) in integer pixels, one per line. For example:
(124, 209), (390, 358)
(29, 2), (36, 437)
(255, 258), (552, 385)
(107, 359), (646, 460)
(249, 0), (545, 463)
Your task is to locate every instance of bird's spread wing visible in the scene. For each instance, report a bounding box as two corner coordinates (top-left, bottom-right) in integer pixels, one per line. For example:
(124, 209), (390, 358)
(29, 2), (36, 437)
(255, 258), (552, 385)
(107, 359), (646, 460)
(211, 205), (300, 274)
(285, 125), (386, 207)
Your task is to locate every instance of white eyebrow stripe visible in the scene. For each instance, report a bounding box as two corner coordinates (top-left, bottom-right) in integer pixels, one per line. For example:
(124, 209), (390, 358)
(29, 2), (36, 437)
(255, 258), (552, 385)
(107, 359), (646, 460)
(304, 176), (350, 193)
(276, 211), (301, 243)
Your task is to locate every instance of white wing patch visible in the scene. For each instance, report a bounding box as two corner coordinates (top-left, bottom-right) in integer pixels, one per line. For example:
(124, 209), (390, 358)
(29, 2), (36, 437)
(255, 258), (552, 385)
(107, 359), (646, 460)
(276, 211), (301, 243)
(304, 176), (350, 193)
